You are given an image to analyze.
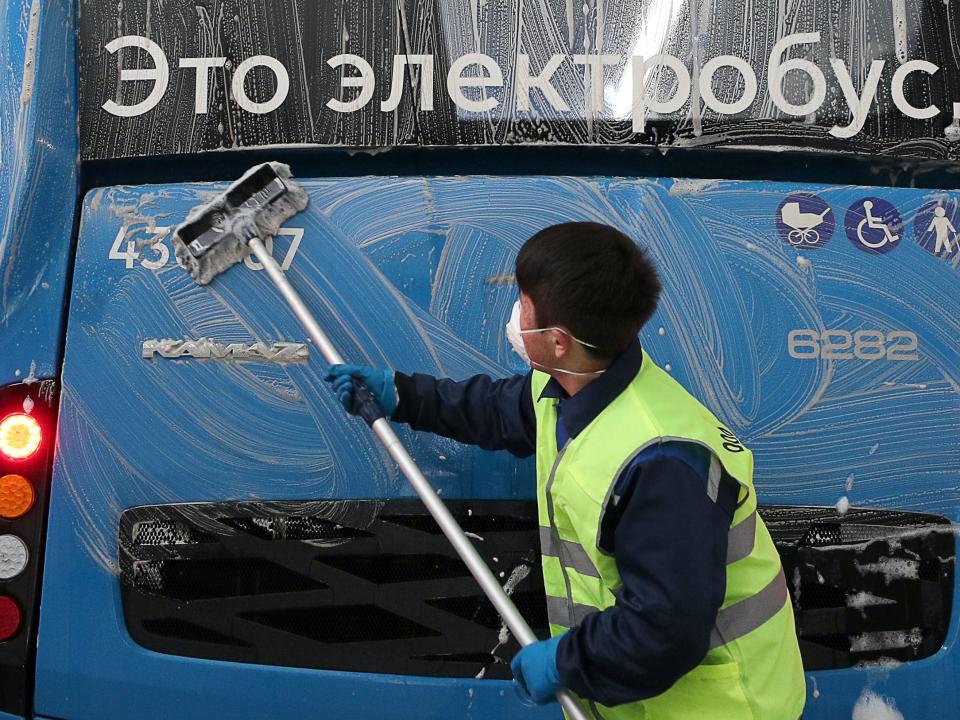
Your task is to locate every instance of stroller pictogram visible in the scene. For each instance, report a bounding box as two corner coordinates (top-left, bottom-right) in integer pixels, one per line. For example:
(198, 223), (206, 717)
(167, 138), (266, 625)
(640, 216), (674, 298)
(780, 202), (831, 245)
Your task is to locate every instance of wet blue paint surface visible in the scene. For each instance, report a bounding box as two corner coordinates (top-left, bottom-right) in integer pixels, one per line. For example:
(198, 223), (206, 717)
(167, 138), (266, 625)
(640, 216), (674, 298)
(37, 176), (959, 719)
(0, 0), (78, 385)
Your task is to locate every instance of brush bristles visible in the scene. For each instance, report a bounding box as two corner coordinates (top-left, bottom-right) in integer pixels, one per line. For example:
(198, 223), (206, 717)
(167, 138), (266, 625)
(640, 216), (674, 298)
(172, 162), (309, 285)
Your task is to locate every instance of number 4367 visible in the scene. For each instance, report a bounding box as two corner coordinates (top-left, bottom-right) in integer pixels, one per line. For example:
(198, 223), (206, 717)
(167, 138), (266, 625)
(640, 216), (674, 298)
(787, 329), (918, 361)
(108, 226), (304, 271)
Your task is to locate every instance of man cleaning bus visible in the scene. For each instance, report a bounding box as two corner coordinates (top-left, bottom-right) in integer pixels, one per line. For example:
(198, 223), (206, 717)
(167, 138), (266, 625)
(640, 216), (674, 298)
(325, 221), (806, 719)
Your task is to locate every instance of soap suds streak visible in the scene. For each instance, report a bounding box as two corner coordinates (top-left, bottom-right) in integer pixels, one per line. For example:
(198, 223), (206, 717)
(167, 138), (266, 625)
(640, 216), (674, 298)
(852, 689), (904, 720)
(849, 628), (922, 653)
(18, 0), (42, 105)
(478, 561), (533, 678)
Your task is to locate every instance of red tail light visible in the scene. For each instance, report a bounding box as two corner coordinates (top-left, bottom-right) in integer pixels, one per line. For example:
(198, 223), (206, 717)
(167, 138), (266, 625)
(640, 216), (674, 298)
(0, 413), (42, 460)
(0, 596), (22, 641)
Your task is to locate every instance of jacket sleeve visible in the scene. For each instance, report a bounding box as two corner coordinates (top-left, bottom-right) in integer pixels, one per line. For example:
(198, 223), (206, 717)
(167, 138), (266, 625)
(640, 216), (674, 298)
(554, 443), (738, 706)
(390, 370), (537, 458)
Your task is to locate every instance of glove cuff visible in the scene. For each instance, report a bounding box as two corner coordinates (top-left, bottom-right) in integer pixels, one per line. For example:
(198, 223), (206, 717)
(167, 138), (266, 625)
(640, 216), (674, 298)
(390, 370), (417, 420)
(384, 370), (399, 416)
(545, 634), (563, 687)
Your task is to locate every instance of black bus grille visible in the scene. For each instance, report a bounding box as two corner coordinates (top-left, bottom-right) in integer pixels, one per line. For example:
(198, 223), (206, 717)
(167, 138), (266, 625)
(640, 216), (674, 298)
(119, 501), (953, 675)
(763, 505), (954, 670)
(119, 500), (545, 678)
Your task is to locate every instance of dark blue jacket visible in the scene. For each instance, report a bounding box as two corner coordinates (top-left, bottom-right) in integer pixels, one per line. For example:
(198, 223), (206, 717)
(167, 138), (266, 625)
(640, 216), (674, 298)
(392, 339), (738, 706)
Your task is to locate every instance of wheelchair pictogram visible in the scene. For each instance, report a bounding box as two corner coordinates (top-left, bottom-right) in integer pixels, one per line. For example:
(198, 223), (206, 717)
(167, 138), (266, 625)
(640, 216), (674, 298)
(844, 198), (903, 254)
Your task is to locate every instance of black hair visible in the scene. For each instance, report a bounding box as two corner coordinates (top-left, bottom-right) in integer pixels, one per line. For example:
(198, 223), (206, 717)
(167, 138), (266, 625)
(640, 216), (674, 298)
(515, 222), (662, 360)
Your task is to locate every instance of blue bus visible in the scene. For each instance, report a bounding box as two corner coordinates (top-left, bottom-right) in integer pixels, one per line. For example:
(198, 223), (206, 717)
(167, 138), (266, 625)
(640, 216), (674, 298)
(1, 0), (958, 717)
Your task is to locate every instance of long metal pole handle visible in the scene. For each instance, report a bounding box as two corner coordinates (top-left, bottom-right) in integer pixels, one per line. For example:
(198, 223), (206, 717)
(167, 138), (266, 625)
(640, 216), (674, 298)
(249, 239), (590, 720)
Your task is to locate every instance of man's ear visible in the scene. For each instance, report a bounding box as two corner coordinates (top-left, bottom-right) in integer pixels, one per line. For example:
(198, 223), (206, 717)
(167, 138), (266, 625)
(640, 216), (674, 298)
(551, 328), (573, 360)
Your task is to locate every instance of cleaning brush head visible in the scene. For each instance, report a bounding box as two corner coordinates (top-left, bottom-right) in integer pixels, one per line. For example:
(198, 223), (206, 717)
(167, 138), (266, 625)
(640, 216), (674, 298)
(172, 162), (309, 285)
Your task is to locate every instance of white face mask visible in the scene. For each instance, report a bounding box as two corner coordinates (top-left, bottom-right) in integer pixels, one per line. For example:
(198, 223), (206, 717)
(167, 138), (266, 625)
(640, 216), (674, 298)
(505, 300), (606, 376)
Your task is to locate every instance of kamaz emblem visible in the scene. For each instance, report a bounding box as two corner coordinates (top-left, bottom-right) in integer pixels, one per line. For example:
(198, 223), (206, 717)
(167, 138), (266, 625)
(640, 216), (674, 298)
(142, 339), (308, 363)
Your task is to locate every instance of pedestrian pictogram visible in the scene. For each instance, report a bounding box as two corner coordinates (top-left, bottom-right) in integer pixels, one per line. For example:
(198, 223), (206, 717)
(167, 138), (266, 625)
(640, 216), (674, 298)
(845, 198), (903, 254)
(914, 201), (959, 258)
(776, 193), (834, 248)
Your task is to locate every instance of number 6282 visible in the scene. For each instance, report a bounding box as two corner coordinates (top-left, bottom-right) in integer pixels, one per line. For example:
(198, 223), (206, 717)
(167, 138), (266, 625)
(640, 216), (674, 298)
(787, 329), (918, 361)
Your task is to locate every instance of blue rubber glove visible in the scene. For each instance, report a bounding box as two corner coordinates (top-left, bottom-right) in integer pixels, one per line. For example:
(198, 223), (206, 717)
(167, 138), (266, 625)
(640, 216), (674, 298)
(510, 634), (565, 705)
(323, 364), (398, 417)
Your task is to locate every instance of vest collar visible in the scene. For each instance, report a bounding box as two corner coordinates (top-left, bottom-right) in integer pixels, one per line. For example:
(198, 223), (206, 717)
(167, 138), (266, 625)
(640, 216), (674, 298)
(537, 338), (644, 440)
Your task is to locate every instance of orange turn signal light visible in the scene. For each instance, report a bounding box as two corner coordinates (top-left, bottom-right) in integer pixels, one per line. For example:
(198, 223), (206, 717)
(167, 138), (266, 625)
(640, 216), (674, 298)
(0, 475), (35, 519)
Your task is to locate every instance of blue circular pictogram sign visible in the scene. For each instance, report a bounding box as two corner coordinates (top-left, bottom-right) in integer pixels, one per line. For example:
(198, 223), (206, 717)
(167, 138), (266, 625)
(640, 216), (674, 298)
(844, 198), (903, 255)
(775, 193), (834, 249)
(913, 200), (960, 258)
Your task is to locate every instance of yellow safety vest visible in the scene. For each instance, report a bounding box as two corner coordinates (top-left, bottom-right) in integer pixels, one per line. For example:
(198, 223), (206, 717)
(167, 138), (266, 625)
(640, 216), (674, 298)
(531, 351), (805, 720)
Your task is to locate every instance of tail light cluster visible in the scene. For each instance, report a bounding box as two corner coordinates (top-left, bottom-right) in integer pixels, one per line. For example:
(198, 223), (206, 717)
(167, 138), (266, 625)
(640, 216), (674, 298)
(0, 380), (58, 716)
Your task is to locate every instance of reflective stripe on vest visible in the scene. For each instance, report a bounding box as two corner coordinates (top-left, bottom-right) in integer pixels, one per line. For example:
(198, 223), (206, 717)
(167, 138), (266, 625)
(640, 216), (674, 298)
(709, 566), (789, 650)
(547, 561), (789, 650)
(541, 510), (757, 578)
(539, 526), (601, 577)
(706, 454), (721, 501)
(545, 595), (599, 627)
(726, 510), (757, 564)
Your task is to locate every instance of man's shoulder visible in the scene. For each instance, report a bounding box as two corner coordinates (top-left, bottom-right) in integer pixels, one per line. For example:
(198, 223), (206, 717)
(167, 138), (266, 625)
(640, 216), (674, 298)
(607, 441), (712, 516)
(630, 441), (711, 479)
